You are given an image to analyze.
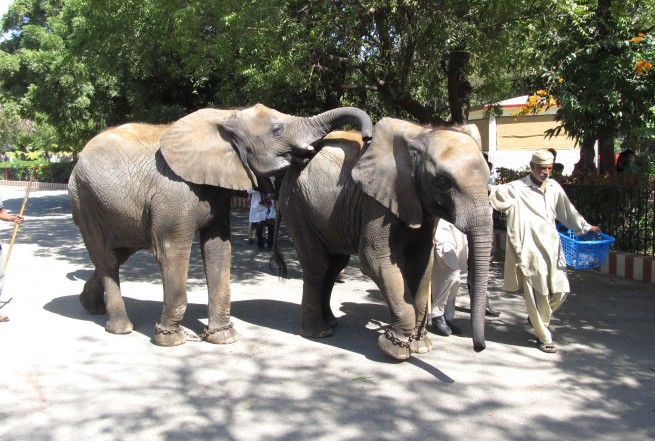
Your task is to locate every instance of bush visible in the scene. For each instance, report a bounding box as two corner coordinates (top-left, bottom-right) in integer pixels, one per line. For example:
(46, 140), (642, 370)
(0, 160), (76, 184)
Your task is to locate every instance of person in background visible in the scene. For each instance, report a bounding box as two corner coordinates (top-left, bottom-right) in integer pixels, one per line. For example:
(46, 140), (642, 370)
(429, 219), (466, 336)
(0, 193), (24, 322)
(244, 192), (257, 245)
(489, 149), (600, 353)
(616, 149), (637, 174)
(247, 187), (276, 251)
(548, 148), (565, 179)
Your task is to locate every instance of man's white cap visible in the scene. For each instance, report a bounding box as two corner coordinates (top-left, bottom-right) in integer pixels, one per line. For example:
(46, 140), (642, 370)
(531, 149), (554, 165)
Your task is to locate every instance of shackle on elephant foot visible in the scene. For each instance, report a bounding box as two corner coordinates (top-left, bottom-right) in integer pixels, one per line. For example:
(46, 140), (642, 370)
(409, 325), (432, 354)
(378, 329), (412, 360)
(203, 323), (238, 345)
(153, 322), (187, 347)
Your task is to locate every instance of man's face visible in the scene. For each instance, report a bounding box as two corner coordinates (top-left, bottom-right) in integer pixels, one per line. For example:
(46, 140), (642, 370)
(530, 162), (553, 182)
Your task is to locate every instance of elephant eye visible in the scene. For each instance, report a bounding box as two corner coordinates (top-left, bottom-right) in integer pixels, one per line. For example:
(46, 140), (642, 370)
(435, 176), (453, 192)
(272, 123), (284, 138)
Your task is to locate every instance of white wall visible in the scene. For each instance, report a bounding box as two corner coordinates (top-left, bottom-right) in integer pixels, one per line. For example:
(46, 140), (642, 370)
(487, 149), (583, 176)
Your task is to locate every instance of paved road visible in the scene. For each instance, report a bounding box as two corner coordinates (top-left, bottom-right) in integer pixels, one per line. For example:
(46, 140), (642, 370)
(0, 185), (653, 441)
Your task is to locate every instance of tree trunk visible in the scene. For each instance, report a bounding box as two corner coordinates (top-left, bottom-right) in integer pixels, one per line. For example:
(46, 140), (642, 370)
(598, 135), (616, 175)
(447, 50), (472, 124)
(573, 137), (598, 175)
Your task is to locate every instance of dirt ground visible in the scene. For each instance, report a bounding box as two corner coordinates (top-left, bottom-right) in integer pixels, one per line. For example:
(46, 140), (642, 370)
(0, 185), (653, 441)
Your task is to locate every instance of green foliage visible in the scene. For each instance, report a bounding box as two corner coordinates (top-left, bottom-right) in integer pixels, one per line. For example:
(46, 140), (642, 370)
(0, 0), (552, 159)
(0, 159), (75, 183)
(532, 2), (655, 148)
(1, 0), (653, 169)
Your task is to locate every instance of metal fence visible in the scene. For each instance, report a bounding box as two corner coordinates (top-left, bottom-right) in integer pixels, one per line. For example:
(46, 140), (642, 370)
(493, 174), (655, 256)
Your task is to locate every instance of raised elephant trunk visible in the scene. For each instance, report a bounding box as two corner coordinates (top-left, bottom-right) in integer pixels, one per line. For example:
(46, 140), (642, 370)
(458, 203), (493, 352)
(295, 107), (373, 152)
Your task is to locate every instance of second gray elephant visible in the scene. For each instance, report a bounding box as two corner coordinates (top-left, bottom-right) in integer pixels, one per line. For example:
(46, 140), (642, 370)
(68, 104), (372, 346)
(275, 118), (493, 360)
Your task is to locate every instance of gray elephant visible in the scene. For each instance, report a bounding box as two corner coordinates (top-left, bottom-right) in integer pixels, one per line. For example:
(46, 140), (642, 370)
(68, 104), (373, 346)
(275, 118), (492, 360)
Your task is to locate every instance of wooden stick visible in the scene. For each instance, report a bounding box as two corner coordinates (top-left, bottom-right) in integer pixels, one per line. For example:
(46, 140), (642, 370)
(3, 180), (33, 270)
(0, 297), (12, 310)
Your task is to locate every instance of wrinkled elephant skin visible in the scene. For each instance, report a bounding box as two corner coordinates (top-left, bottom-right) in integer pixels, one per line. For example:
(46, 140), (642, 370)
(68, 104), (372, 346)
(277, 119), (493, 360)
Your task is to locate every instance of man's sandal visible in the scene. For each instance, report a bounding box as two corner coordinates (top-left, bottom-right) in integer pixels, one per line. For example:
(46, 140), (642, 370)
(0, 314), (9, 322)
(538, 342), (556, 353)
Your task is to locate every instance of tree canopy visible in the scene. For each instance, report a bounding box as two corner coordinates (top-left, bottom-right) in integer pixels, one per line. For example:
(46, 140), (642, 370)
(515, 0), (655, 174)
(0, 0), (653, 171)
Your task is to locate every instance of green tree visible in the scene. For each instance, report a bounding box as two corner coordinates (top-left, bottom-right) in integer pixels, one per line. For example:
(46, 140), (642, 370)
(529, 0), (655, 174)
(0, 0), (566, 158)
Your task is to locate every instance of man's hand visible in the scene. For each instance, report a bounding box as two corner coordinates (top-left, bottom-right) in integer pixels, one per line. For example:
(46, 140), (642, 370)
(588, 225), (601, 235)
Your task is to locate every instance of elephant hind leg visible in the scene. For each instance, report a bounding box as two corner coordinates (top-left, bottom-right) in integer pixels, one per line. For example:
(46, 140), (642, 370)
(102, 248), (136, 334)
(80, 270), (105, 315)
(82, 246), (135, 334)
(322, 254), (350, 328)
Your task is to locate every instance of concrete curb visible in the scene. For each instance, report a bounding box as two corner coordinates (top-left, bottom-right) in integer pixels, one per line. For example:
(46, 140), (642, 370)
(494, 230), (655, 284)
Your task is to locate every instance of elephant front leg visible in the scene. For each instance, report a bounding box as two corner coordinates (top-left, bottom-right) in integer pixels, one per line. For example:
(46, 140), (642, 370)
(363, 259), (416, 360)
(201, 229), (238, 345)
(406, 245), (434, 355)
(153, 238), (193, 347)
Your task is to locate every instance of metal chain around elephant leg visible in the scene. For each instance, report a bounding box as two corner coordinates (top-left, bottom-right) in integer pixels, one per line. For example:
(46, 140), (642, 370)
(154, 321), (234, 342)
(154, 322), (201, 342)
(198, 322), (234, 340)
(384, 328), (412, 348)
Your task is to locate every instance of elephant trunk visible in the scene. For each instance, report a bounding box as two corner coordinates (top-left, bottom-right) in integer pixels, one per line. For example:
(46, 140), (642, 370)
(458, 203), (493, 352)
(295, 107), (373, 153)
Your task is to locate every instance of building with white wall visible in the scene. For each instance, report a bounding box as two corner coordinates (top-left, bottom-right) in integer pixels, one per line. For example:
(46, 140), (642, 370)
(468, 96), (595, 175)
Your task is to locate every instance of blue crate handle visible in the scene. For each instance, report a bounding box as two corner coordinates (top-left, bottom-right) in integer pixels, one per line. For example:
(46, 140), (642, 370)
(556, 223), (615, 269)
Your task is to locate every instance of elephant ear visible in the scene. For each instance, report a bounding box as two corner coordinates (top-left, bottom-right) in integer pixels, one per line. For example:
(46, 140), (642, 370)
(159, 108), (258, 190)
(460, 124), (482, 149)
(351, 118), (425, 228)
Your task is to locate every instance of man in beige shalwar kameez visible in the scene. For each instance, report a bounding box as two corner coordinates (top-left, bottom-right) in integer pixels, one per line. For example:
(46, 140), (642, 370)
(488, 149), (600, 353)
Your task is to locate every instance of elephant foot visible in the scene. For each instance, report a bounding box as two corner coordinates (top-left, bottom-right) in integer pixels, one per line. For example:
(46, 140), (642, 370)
(80, 293), (106, 315)
(326, 315), (338, 328)
(410, 334), (433, 354)
(410, 326), (432, 354)
(300, 321), (334, 338)
(203, 322), (238, 345)
(105, 317), (133, 335)
(377, 330), (411, 361)
(153, 322), (186, 346)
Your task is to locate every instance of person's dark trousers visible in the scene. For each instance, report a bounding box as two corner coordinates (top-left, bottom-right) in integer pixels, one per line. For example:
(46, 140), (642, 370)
(256, 220), (274, 250)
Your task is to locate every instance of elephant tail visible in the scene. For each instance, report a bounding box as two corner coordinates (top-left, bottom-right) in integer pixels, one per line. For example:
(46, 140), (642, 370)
(269, 211), (288, 280)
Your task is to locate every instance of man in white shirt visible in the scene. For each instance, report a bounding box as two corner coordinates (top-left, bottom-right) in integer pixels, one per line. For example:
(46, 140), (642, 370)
(489, 149), (600, 353)
(430, 219), (467, 336)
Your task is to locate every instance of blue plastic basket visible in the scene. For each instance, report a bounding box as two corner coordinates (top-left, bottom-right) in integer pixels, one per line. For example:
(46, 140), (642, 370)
(558, 228), (615, 269)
